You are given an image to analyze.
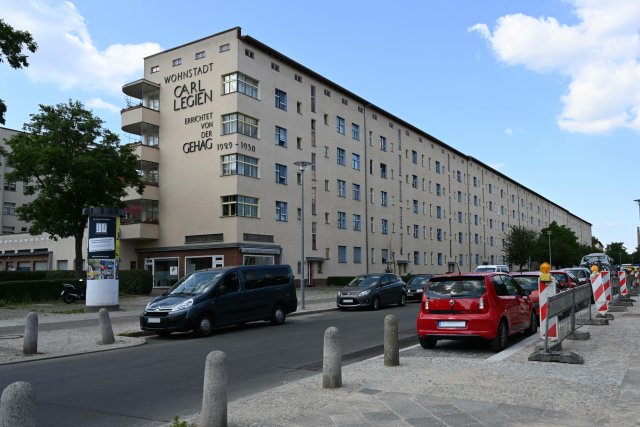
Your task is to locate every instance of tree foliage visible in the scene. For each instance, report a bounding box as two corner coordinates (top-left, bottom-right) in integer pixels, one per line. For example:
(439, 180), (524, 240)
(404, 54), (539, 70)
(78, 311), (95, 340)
(605, 242), (628, 265)
(0, 100), (144, 276)
(534, 221), (583, 268)
(0, 19), (38, 125)
(502, 225), (537, 271)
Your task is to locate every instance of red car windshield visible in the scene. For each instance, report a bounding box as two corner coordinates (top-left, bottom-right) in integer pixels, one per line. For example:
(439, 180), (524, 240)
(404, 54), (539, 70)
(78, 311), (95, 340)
(425, 278), (486, 299)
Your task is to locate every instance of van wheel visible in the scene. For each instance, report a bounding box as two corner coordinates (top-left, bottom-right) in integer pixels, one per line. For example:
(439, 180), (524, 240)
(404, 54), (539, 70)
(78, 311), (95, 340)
(195, 314), (214, 337)
(490, 320), (508, 352)
(419, 335), (437, 349)
(270, 305), (286, 325)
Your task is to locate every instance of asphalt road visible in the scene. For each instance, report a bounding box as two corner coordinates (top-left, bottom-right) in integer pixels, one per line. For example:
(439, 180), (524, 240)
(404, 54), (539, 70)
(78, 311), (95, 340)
(0, 303), (426, 426)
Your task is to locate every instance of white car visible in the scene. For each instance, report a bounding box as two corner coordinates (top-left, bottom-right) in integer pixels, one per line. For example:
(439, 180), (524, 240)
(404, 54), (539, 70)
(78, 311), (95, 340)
(474, 264), (510, 273)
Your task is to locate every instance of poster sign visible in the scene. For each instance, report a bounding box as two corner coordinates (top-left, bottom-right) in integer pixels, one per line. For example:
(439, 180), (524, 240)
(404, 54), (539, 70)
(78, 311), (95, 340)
(88, 217), (117, 259)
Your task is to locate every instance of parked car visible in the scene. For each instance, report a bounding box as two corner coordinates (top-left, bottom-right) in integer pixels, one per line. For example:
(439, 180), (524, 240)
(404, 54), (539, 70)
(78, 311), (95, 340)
(336, 273), (406, 310)
(551, 270), (581, 291)
(474, 264), (510, 273)
(416, 272), (536, 352)
(561, 267), (591, 286)
(509, 272), (540, 322)
(140, 265), (297, 337)
(405, 274), (433, 302)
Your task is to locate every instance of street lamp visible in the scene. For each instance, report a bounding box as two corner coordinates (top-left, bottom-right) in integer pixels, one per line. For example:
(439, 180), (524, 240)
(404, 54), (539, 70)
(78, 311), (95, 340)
(635, 199), (640, 221)
(547, 230), (552, 268)
(294, 160), (312, 309)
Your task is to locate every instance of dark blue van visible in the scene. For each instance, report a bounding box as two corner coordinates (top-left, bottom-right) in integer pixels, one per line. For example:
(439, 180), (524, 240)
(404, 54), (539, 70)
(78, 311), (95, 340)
(140, 265), (297, 337)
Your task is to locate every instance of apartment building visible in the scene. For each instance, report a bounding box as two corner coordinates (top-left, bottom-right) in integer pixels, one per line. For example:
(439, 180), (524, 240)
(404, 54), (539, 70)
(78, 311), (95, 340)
(0, 27), (591, 287)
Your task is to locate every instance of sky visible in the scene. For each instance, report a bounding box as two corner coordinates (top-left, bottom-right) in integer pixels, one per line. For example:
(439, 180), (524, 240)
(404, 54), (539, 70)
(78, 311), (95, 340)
(1, 0), (639, 254)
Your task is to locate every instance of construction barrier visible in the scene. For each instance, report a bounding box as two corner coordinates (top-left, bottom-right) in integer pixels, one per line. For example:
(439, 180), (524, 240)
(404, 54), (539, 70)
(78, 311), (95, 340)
(539, 275), (557, 341)
(619, 271), (628, 296)
(602, 271), (612, 302)
(591, 272), (609, 316)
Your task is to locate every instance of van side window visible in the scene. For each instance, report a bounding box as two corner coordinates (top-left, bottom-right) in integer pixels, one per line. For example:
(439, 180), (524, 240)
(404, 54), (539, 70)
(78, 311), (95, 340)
(222, 272), (239, 293)
(243, 270), (266, 290)
(267, 267), (290, 287)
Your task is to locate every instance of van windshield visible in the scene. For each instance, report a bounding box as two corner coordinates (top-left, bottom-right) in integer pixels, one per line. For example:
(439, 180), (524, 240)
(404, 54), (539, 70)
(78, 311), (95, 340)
(168, 271), (223, 296)
(426, 278), (486, 299)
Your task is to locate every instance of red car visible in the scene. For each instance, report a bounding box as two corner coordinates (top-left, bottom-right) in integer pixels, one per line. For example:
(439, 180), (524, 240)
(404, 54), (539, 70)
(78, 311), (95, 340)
(551, 270), (581, 291)
(509, 272), (541, 321)
(416, 272), (536, 352)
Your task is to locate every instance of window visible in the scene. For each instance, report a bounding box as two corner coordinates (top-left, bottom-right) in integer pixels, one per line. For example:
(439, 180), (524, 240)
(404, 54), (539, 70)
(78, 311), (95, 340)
(474, 215), (479, 225)
(195, 51), (205, 60)
(324, 88), (331, 96)
(137, 160), (159, 185)
(382, 248), (389, 264)
(271, 62), (280, 71)
(412, 175), (418, 189)
(337, 179), (346, 197)
(413, 224), (419, 238)
(222, 113), (258, 138)
(380, 136), (387, 151)
(222, 73), (259, 99)
(351, 153), (360, 170)
(475, 234), (480, 244)
(2, 202), (15, 216)
(123, 199), (159, 224)
(381, 219), (389, 235)
(335, 116), (346, 135)
(353, 214), (362, 231)
(352, 123), (360, 140)
(338, 246), (347, 263)
(295, 74), (302, 82)
(352, 183), (361, 200)
(354, 247), (362, 264)
(310, 86), (316, 113)
(337, 148), (346, 166)
(337, 211), (347, 229)
(275, 163), (288, 184)
(457, 191), (463, 203)
(414, 251), (420, 265)
(3, 181), (15, 191)
(437, 253), (443, 266)
(150, 65), (159, 73)
(436, 183), (441, 196)
(436, 206), (442, 219)
(275, 89), (287, 110)
(172, 58), (181, 66)
(474, 195), (478, 206)
(473, 177), (478, 187)
(275, 201), (288, 221)
(488, 183), (493, 194)
(221, 195), (259, 218)
(219, 43), (230, 52)
(456, 171), (462, 182)
(380, 163), (387, 179)
(436, 228), (442, 241)
(221, 154), (259, 177)
(458, 232), (464, 244)
(381, 191), (388, 206)
(435, 161), (441, 173)
(411, 150), (418, 164)
(2, 226), (14, 234)
(458, 211), (463, 223)
(412, 200), (419, 214)
(275, 126), (287, 147)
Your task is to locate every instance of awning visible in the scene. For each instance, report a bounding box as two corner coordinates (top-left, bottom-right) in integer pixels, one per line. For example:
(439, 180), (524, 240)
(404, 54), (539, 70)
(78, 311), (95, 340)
(305, 257), (325, 262)
(396, 260), (409, 264)
(240, 247), (281, 255)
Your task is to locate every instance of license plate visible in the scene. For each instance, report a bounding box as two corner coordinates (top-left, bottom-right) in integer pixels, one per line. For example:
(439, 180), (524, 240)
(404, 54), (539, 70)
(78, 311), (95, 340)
(342, 299), (353, 303)
(438, 320), (466, 328)
(147, 317), (161, 324)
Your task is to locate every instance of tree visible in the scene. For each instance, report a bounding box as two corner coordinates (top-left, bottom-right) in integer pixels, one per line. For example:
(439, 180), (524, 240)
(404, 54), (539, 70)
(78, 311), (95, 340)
(502, 225), (537, 271)
(0, 19), (38, 125)
(605, 242), (628, 265)
(534, 222), (582, 268)
(0, 100), (144, 276)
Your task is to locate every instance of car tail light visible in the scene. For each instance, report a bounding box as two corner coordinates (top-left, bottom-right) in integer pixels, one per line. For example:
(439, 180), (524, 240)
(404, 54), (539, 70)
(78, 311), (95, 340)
(424, 298), (429, 311)
(477, 294), (489, 313)
(478, 296), (484, 310)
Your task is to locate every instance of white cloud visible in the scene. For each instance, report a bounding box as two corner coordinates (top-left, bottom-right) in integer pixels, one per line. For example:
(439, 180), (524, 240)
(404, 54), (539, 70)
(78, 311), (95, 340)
(470, 0), (640, 134)
(85, 97), (120, 113)
(1, 0), (162, 96)
(505, 128), (513, 136)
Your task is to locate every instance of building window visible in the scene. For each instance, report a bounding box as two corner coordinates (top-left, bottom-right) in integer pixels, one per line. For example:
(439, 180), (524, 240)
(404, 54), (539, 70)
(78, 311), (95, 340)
(221, 195), (259, 218)
(381, 191), (388, 207)
(436, 228), (442, 241)
(458, 211), (463, 223)
(435, 161), (441, 174)
(352, 153), (360, 170)
(354, 247), (362, 264)
(195, 51), (205, 60)
(275, 163), (288, 184)
(295, 74), (302, 83)
(275, 201), (288, 221)
(275, 126), (287, 147)
(222, 73), (259, 99)
(336, 116), (345, 135)
(172, 58), (182, 66)
(411, 150), (418, 164)
(381, 248), (389, 264)
(352, 183), (361, 200)
(380, 163), (387, 179)
(275, 89), (287, 110)
(413, 225), (419, 238)
(436, 183), (441, 196)
(381, 219), (388, 235)
(380, 136), (387, 151)
(459, 232), (464, 244)
(123, 199), (159, 224)
(488, 183), (493, 194)
(338, 246), (347, 263)
(137, 160), (159, 185)
(2, 226), (14, 234)
(414, 251), (420, 265)
(271, 62), (280, 71)
(221, 154), (259, 177)
(337, 179), (346, 197)
(3, 181), (15, 191)
(150, 65), (159, 73)
(336, 148), (346, 166)
(438, 253), (443, 266)
(457, 191), (462, 203)
(324, 88), (331, 96)
(457, 171), (462, 182)
(352, 123), (360, 141)
(474, 195), (478, 206)
(436, 206), (442, 219)
(222, 113), (259, 138)
(2, 202), (15, 216)
(219, 44), (230, 53)
(413, 200), (419, 214)
(353, 214), (361, 231)
(412, 175), (418, 189)
(337, 211), (347, 229)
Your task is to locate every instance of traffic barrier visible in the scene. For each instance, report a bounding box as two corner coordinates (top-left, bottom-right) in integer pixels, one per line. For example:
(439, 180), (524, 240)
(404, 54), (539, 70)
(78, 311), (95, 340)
(22, 312), (37, 355)
(602, 271), (612, 303)
(0, 381), (35, 427)
(619, 271), (628, 296)
(201, 351), (227, 427)
(539, 274), (557, 341)
(384, 314), (399, 367)
(591, 272), (609, 317)
(98, 308), (115, 345)
(322, 327), (342, 388)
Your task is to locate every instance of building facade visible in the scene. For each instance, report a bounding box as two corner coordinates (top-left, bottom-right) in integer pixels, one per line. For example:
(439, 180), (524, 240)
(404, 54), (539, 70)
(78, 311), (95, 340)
(0, 27), (592, 286)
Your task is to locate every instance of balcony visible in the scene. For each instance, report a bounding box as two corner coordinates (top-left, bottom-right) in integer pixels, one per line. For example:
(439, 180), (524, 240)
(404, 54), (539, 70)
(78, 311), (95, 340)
(119, 222), (159, 240)
(121, 105), (160, 135)
(123, 184), (159, 202)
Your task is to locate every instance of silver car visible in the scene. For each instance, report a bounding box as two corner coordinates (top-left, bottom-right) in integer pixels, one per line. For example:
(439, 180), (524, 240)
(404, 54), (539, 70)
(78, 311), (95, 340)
(336, 273), (406, 310)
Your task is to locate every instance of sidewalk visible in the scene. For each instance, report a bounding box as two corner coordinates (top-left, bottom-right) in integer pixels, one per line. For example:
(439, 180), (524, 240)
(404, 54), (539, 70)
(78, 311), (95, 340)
(2, 289), (640, 426)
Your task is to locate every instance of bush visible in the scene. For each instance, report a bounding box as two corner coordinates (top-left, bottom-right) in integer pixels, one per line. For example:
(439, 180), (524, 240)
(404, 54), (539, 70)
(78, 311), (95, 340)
(46, 270), (80, 280)
(0, 271), (48, 283)
(119, 269), (152, 295)
(326, 276), (354, 287)
(0, 279), (67, 303)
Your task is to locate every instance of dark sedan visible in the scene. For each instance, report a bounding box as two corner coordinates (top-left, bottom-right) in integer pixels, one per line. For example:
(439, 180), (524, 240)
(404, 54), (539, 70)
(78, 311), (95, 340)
(405, 274), (433, 301)
(336, 273), (406, 310)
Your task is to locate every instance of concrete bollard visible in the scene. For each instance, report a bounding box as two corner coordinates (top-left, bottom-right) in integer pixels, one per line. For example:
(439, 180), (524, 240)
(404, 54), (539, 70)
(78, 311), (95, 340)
(201, 350), (227, 427)
(0, 381), (35, 427)
(322, 326), (342, 389)
(98, 308), (115, 345)
(23, 312), (38, 355)
(384, 314), (399, 367)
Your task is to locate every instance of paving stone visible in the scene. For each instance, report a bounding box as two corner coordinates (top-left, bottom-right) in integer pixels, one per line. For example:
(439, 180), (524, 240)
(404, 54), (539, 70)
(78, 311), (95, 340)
(363, 411), (400, 422)
(405, 416), (447, 427)
(423, 403), (463, 416)
(331, 413), (371, 427)
(437, 412), (481, 426)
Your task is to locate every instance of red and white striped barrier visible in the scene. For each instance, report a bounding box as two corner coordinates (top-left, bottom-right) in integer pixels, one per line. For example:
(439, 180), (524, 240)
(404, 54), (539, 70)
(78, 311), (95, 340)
(619, 271), (628, 296)
(601, 271), (612, 302)
(635, 271), (639, 289)
(539, 276), (557, 340)
(591, 273), (609, 315)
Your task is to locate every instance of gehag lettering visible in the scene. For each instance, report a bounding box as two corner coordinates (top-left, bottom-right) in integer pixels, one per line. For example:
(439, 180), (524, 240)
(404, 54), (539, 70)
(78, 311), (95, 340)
(183, 138), (213, 153)
(173, 80), (213, 111)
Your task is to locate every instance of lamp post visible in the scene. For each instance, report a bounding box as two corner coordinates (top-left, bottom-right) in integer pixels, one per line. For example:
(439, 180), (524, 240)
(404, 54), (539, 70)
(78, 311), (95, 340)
(294, 160), (312, 309)
(635, 199), (640, 255)
(547, 230), (552, 268)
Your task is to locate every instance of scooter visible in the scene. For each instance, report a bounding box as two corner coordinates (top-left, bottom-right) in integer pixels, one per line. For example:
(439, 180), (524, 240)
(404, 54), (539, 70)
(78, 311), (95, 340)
(61, 279), (86, 304)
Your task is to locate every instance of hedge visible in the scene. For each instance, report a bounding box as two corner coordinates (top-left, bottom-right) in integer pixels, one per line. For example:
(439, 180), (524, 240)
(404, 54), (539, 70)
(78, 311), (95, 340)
(119, 270), (153, 295)
(0, 279), (67, 303)
(326, 276), (355, 287)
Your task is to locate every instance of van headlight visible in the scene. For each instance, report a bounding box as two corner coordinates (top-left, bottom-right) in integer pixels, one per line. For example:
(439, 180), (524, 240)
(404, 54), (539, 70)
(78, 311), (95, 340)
(358, 290), (370, 297)
(171, 299), (193, 313)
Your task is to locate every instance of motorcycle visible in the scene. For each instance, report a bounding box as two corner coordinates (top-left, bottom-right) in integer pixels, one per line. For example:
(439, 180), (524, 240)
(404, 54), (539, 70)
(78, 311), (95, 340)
(60, 279), (86, 304)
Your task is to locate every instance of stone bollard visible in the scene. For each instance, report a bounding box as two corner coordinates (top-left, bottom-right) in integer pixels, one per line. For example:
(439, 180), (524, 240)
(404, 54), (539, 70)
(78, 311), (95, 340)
(23, 312), (38, 355)
(98, 308), (115, 345)
(0, 381), (35, 427)
(201, 350), (227, 427)
(384, 314), (399, 367)
(322, 326), (342, 389)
